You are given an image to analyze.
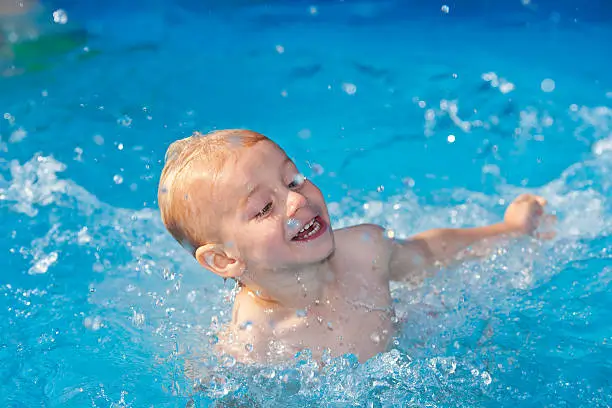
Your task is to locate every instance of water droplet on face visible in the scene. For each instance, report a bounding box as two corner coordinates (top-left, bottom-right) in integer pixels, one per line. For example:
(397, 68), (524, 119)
(245, 343), (254, 353)
(370, 332), (381, 344)
(208, 335), (218, 345)
(293, 173), (306, 186)
(316, 316), (323, 324)
(286, 218), (300, 233)
(296, 309), (307, 318)
(326, 321), (334, 330)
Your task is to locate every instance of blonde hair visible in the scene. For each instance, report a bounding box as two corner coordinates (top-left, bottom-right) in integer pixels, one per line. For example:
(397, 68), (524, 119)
(158, 129), (270, 254)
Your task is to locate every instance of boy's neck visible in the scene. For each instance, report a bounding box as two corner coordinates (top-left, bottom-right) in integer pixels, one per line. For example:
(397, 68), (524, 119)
(239, 259), (337, 315)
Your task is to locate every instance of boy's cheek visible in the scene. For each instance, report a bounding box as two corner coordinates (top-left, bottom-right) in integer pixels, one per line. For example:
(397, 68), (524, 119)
(242, 228), (281, 252)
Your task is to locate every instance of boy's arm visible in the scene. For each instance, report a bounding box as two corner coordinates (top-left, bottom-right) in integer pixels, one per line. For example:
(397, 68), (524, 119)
(388, 194), (552, 284)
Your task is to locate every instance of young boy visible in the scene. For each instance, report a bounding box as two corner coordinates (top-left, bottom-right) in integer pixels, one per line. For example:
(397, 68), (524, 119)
(158, 129), (551, 364)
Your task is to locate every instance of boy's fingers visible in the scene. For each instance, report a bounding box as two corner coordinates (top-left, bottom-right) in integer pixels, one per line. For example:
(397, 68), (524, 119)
(534, 214), (557, 240)
(535, 196), (547, 207)
(535, 205), (544, 216)
(544, 214), (557, 223)
(517, 193), (530, 202)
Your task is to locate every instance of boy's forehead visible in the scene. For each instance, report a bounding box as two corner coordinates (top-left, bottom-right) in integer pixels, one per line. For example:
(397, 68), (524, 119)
(217, 141), (288, 196)
(231, 141), (287, 177)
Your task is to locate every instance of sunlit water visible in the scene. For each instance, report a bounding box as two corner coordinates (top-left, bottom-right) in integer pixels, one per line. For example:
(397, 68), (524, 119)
(1, 1), (611, 406)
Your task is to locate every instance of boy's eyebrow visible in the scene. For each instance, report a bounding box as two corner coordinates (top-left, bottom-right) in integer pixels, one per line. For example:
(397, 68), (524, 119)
(239, 157), (292, 210)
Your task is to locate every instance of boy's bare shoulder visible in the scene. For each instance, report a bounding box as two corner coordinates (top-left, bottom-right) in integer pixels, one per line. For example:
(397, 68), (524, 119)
(334, 223), (388, 248)
(332, 224), (392, 279)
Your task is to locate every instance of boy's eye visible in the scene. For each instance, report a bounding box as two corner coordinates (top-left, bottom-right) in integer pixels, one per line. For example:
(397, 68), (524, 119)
(288, 173), (306, 189)
(256, 202), (273, 218)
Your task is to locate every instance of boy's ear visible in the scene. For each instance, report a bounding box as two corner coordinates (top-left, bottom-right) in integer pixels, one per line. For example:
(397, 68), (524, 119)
(195, 243), (244, 279)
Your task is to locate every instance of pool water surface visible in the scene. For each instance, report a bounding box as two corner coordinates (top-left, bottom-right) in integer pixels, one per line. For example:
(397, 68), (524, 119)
(0, 0), (611, 406)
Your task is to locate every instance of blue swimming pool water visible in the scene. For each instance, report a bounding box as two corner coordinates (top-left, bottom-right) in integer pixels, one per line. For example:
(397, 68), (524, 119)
(1, 0), (610, 406)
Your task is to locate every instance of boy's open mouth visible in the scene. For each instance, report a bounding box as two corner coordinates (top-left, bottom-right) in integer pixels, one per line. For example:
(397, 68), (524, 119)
(291, 216), (327, 242)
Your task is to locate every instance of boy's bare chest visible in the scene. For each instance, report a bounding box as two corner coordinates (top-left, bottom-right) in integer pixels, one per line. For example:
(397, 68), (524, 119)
(273, 288), (395, 361)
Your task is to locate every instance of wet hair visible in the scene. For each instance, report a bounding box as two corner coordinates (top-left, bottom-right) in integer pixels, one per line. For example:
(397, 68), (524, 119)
(158, 129), (272, 255)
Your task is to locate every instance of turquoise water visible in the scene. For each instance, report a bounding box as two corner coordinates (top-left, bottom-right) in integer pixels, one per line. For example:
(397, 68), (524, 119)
(1, 1), (611, 406)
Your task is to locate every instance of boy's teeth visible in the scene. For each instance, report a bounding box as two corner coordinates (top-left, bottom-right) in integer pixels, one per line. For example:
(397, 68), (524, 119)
(293, 217), (321, 240)
(304, 221), (320, 237)
(298, 219), (315, 233)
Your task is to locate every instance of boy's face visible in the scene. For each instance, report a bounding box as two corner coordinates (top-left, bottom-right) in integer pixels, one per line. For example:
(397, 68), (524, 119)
(214, 141), (334, 275)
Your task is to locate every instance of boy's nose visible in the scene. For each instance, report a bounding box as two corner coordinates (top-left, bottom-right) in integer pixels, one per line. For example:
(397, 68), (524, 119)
(286, 190), (308, 217)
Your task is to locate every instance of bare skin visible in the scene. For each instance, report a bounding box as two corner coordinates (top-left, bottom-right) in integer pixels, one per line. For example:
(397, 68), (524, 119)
(184, 139), (553, 364)
(218, 224), (395, 363)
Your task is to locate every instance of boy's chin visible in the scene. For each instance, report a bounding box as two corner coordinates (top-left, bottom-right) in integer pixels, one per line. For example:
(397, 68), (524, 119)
(296, 241), (336, 265)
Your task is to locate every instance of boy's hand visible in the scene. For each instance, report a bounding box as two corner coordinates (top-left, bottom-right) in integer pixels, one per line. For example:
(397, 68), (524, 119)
(503, 194), (554, 237)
